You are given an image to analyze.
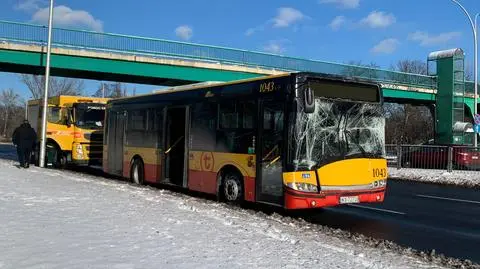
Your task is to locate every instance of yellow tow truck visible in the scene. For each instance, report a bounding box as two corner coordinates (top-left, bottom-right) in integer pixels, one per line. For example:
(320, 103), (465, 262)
(27, 95), (109, 167)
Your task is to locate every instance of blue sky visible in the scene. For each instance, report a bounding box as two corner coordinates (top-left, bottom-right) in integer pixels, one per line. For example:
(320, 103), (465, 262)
(0, 0), (479, 99)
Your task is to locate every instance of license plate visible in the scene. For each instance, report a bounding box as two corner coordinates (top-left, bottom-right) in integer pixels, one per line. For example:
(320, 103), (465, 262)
(340, 196), (360, 204)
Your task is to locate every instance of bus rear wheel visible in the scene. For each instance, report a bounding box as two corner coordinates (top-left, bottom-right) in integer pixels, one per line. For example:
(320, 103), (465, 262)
(130, 158), (144, 185)
(222, 172), (243, 204)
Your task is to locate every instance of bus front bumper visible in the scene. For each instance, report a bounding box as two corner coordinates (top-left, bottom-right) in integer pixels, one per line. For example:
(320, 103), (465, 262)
(284, 188), (385, 209)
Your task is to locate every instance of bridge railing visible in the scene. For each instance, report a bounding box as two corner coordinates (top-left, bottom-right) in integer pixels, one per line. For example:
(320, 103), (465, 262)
(0, 20), (438, 89)
(465, 81), (479, 95)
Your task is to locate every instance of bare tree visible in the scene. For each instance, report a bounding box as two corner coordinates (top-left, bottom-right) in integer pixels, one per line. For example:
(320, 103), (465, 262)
(384, 102), (434, 144)
(19, 74), (85, 99)
(341, 60), (380, 79)
(0, 89), (21, 137)
(465, 63), (473, 81)
(392, 60), (427, 75)
(93, 82), (128, 98)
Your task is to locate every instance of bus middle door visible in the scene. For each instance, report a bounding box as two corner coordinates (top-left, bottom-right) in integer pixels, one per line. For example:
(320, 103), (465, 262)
(256, 98), (285, 206)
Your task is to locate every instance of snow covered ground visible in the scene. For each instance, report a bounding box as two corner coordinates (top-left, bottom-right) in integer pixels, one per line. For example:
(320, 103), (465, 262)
(0, 158), (456, 269)
(388, 167), (480, 188)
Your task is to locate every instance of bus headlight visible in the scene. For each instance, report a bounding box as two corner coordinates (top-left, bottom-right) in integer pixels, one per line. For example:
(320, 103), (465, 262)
(371, 179), (386, 188)
(286, 182), (318, 193)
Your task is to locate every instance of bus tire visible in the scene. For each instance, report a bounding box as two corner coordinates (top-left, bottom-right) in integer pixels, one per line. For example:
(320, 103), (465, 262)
(222, 170), (244, 204)
(130, 158), (145, 185)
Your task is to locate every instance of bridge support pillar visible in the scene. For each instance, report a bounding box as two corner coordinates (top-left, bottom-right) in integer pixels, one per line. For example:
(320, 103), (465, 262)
(428, 48), (473, 145)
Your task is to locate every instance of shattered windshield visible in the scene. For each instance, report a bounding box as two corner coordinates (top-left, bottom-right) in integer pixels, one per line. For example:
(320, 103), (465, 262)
(291, 98), (385, 170)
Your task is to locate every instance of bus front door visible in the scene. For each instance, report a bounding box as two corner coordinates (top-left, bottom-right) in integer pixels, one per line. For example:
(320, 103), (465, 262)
(256, 99), (284, 206)
(163, 106), (189, 187)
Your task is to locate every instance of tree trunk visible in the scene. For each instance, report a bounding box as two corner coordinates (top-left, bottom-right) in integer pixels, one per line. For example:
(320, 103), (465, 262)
(3, 107), (8, 137)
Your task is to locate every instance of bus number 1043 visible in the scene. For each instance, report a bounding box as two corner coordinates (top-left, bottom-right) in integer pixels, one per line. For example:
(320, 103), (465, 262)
(372, 168), (387, 178)
(259, 82), (275, 93)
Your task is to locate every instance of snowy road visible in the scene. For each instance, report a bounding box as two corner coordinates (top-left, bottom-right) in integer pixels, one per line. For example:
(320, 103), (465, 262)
(0, 158), (450, 269)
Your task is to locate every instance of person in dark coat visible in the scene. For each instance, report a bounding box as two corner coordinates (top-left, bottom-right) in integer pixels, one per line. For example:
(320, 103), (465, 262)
(12, 120), (37, 168)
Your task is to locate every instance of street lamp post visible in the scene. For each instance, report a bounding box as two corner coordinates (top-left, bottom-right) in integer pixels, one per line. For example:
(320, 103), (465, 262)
(451, 0), (478, 147)
(39, 0), (54, 168)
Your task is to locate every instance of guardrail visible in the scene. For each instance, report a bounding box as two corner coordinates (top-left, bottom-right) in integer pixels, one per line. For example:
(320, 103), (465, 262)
(0, 20), (437, 89)
(386, 144), (480, 172)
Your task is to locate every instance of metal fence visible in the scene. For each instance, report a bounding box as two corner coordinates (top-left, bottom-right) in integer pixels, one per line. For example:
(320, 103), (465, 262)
(386, 144), (480, 172)
(0, 20), (437, 89)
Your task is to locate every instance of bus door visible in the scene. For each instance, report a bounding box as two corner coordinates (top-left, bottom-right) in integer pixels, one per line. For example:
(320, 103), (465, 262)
(256, 98), (285, 206)
(163, 106), (190, 187)
(108, 111), (125, 175)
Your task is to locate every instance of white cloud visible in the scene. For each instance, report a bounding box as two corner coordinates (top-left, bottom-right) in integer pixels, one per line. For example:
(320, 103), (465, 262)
(319, 0), (360, 9)
(273, 7), (305, 28)
(245, 7), (305, 36)
(14, 0), (45, 12)
(371, 38), (399, 54)
(408, 31), (461, 47)
(245, 28), (256, 36)
(175, 25), (193, 41)
(31, 5), (103, 32)
(360, 11), (396, 28)
(245, 25), (267, 36)
(329, 16), (346, 30)
(263, 41), (286, 54)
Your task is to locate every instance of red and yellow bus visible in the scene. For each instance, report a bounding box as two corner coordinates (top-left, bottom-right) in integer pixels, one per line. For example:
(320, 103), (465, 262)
(103, 72), (387, 209)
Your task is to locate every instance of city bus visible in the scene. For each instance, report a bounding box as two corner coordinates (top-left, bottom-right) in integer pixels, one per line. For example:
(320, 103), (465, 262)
(27, 95), (109, 167)
(103, 72), (387, 209)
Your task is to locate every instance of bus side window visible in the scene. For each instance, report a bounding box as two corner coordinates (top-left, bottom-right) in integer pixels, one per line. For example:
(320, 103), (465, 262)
(216, 99), (255, 153)
(126, 109), (149, 148)
(191, 102), (216, 151)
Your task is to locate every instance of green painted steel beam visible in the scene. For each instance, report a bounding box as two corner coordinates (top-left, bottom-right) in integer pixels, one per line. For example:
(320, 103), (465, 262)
(0, 48), (264, 85)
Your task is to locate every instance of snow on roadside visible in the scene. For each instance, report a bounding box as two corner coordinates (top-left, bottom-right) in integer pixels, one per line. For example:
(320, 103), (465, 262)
(0, 158), (454, 269)
(388, 167), (480, 188)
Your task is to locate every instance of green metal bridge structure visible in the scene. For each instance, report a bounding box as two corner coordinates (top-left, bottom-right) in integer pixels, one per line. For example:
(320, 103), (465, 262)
(0, 20), (477, 144)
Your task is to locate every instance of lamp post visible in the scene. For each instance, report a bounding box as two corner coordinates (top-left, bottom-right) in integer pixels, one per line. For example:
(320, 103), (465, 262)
(39, 0), (54, 168)
(475, 12), (479, 135)
(451, 0), (478, 147)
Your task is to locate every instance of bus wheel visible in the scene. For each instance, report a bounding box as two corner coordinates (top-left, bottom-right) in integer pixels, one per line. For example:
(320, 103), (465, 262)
(222, 172), (243, 203)
(131, 158), (144, 185)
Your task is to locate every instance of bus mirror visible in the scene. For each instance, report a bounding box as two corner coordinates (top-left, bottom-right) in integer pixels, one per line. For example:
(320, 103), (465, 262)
(304, 88), (315, 113)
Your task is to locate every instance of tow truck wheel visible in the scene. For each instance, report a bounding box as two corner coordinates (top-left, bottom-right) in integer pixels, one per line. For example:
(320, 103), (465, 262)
(46, 142), (66, 169)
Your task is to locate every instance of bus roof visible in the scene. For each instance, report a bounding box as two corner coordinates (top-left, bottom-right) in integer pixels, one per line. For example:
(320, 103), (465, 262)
(111, 73), (293, 102)
(28, 95), (110, 106)
(107, 72), (381, 106)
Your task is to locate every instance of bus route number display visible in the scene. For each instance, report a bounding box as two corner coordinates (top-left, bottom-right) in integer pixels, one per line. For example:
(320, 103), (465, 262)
(259, 81), (275, 93)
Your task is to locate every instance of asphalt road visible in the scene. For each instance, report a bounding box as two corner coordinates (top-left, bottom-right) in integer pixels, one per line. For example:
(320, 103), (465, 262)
(1, 143), (479, 263)
(302, 180), (480, 263)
